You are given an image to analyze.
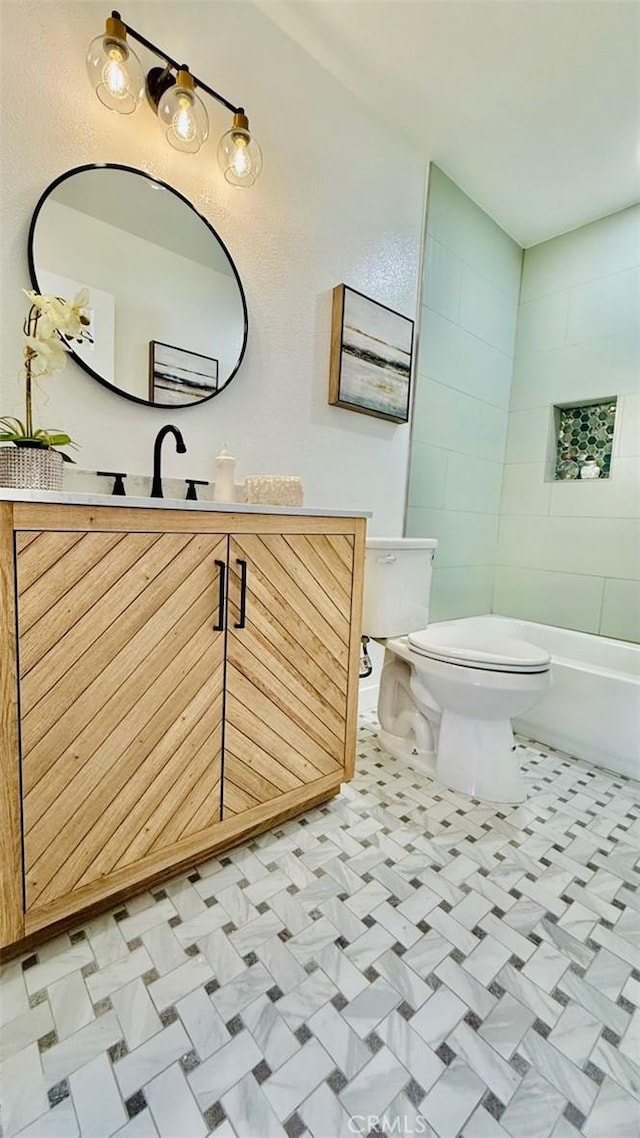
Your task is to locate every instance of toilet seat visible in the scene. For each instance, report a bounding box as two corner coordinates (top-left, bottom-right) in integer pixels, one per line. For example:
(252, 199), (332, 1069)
(408, 628), (550, 674)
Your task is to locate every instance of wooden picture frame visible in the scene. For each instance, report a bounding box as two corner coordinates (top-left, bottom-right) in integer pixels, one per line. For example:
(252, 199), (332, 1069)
(328, 284), (414, 423)
(149, 341), (219, 406)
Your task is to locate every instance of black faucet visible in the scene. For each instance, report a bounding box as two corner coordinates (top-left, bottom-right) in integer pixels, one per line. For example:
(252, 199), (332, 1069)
(151, 425), (187, 499)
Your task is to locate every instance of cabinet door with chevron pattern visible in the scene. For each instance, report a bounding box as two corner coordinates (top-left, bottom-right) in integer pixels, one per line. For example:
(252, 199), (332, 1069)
(223, 533), (353, 817)
(16, 529), (227, 914)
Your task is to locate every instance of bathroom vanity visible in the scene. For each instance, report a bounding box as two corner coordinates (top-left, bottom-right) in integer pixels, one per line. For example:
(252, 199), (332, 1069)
(0, 492), (366, 956)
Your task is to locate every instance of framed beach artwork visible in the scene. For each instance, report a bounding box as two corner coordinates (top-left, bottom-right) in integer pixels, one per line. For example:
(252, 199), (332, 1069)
(149, 341), (219, 406)
(328, 285), (414, 423)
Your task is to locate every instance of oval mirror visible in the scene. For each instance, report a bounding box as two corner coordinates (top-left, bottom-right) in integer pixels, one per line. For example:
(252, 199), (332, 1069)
(28, 164), (248, 408)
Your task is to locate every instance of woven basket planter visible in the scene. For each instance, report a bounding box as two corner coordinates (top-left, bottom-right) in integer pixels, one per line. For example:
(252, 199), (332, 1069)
(0, 446), (64, 490)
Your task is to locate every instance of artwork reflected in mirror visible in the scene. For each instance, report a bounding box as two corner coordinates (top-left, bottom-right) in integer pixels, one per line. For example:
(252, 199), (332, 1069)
(149, 341), (219, 405)
(28, 165), (247, 408)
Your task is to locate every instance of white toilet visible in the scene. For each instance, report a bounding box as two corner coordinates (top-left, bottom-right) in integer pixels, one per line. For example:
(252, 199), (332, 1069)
(364, 538), (552, 803)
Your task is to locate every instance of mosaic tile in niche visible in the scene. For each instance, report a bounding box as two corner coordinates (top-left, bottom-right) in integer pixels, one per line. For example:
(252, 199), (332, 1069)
(555, 398), (617, 479)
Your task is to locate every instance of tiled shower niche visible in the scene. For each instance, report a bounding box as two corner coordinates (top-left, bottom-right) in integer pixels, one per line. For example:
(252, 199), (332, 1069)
(553, 397), (617, 480)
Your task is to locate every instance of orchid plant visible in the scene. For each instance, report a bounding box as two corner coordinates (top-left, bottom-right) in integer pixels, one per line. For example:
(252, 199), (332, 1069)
(0, 289), (93, 459)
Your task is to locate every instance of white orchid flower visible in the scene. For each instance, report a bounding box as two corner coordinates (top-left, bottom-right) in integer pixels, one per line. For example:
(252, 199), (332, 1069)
(61, 289), (92, 341)
(24, 334), (70, 376)
(15, 287), (87, 449)
(24, 290), (67, 336)
(23, 288), (92, 342)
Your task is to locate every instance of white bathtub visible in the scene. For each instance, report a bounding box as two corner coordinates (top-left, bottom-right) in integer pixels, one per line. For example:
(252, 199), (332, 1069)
(434, 615), (639, 781)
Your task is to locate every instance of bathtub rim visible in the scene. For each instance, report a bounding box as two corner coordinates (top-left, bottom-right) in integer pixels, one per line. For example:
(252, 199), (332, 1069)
(430, 614), (639, 682)
(413, 614), (640, 781)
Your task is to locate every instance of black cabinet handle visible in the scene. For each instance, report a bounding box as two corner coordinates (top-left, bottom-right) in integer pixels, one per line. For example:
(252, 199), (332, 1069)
(213, 559), (226, 631)
(234, 559), (247, 629)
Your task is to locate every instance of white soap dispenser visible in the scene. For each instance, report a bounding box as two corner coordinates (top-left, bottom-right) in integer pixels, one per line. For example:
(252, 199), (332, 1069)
(213, 443), (236, 502)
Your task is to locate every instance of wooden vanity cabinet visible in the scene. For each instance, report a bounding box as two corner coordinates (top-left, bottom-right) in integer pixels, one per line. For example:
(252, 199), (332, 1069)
(0, 503), (365, 954)
(223, 533), (354, 818)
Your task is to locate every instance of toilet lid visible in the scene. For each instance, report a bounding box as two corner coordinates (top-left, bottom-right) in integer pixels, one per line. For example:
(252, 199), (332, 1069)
(408, 628), (551, 673)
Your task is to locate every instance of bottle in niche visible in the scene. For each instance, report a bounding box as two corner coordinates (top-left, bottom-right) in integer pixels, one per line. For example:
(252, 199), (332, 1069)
(580, 456), (601, 479)
(213, 443), (236, 502)
(556, 451), (579, 480)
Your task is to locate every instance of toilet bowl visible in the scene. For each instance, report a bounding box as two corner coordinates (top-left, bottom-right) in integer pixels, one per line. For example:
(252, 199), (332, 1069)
(408, 626), (550, 802)
(364, 539), (552, 804)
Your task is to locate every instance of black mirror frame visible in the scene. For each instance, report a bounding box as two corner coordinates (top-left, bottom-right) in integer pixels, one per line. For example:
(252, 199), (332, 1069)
(27, 163), (249, 410)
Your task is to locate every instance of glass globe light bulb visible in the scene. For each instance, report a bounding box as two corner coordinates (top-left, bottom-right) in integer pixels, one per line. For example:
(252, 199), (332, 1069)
(218, 112), (263, 188)
(86, 17), (144, 115)
(103, 48), (128, 98)
(157, 71), (209, 154)
(231, 140), (250, 178)
(173, 97), (197, 144)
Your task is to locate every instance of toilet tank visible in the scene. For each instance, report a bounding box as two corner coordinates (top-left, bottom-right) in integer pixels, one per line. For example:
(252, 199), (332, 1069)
(364, 538), (438, 639)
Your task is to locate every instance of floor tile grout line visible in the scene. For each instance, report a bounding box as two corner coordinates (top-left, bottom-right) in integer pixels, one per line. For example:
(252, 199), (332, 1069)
(3, 714), (639, 1138)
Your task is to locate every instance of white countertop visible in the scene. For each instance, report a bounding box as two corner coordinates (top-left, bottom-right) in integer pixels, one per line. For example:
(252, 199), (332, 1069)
(0, 488), (371, 519)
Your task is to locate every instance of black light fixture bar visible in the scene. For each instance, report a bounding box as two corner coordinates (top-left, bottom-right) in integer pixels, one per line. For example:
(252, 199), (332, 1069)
(90, 11), (263, 184)
(111, 9), (243, 115)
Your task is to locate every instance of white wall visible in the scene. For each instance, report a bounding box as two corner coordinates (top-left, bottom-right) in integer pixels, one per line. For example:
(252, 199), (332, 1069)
(37, 201), (242, 398)
(407, 166), (522, 620)
(495, 206), (640, 641)
(0, 0), (426, 530)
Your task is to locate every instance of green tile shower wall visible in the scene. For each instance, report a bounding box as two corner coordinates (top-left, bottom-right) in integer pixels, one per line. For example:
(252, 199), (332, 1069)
(495, 204), (640, 642)
(407, 166), (521, 621)
(409, 172), (639, 641)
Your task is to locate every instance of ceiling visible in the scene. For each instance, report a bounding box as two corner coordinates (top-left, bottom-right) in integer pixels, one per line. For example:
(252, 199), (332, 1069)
(258, 0), (640, 246)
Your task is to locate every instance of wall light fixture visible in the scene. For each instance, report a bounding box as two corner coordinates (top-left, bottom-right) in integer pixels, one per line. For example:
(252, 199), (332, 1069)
(86, 11), (262, 187)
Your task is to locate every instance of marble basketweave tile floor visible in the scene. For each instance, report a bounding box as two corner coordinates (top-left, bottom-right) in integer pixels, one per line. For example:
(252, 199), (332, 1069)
(1, 713), (639, 1138)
